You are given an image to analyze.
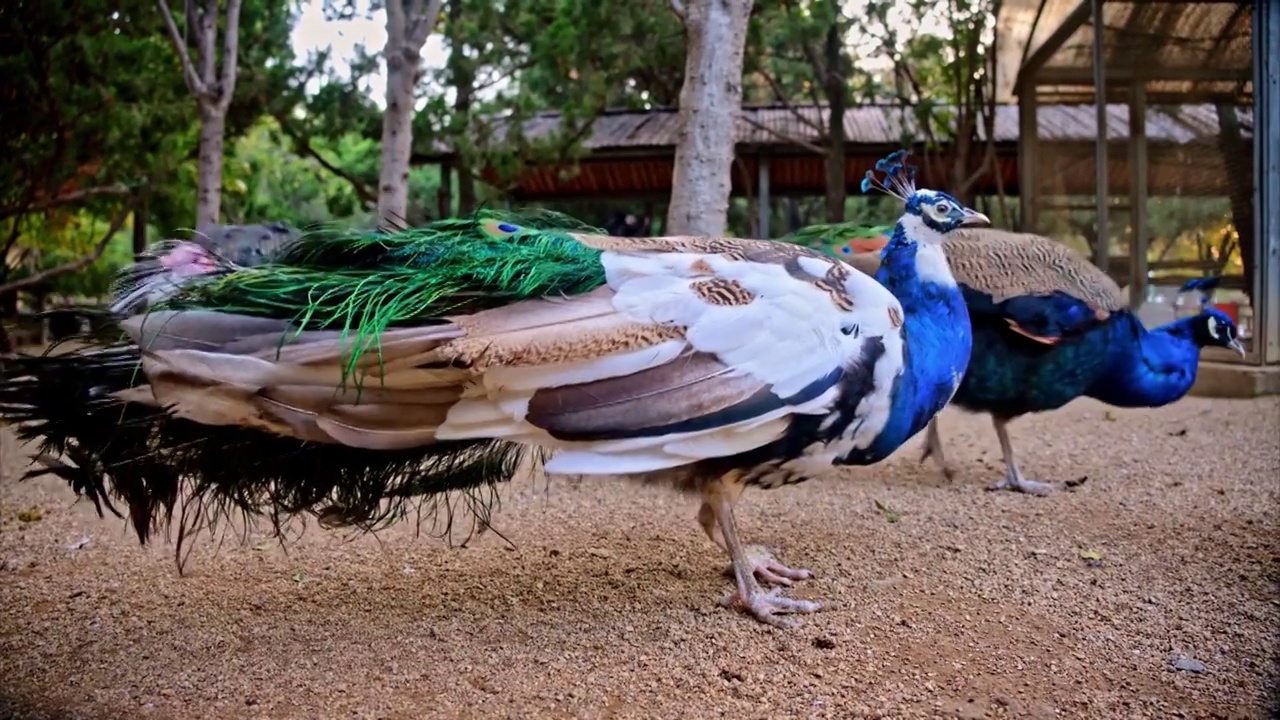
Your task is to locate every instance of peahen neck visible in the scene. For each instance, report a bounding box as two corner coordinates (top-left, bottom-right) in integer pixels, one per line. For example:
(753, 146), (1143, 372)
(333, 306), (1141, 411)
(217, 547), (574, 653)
(1086, 313), (1206, 408)
(860, 223), (973, 457)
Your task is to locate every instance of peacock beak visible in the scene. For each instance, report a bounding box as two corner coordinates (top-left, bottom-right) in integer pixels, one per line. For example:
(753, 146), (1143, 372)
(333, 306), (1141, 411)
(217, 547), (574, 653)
(1228, 338), (1245, 358)
(959, 209), (991, 228)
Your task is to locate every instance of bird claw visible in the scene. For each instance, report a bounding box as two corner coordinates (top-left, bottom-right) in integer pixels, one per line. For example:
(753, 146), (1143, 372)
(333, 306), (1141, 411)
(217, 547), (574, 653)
(720, 585), (823, 629)
(726, 544), (815, 587)
(988, 469), (1054, 496)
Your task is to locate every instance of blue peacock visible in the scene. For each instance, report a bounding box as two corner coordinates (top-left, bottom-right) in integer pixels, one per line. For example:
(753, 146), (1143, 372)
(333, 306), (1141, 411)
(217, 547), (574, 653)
(781, 222), (1244, 496)
(0, 152), (987, 628)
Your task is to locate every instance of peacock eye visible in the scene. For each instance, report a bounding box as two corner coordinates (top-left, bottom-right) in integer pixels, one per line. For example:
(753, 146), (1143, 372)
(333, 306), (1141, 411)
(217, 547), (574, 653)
(935, 203), (951, 215)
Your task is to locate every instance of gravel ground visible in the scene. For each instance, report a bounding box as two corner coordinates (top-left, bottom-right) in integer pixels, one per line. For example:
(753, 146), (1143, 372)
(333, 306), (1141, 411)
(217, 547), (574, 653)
(1, 396), (1278, 720)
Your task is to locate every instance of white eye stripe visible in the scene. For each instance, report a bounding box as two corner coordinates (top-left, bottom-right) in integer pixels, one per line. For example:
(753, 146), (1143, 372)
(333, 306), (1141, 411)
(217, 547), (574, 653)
(1208, 316), (1222, 338)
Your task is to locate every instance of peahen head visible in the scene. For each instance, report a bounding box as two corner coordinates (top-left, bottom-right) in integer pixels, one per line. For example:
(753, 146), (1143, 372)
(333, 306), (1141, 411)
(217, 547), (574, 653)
(1190, 308), (1245, 357)
(860, 150), (990, 246)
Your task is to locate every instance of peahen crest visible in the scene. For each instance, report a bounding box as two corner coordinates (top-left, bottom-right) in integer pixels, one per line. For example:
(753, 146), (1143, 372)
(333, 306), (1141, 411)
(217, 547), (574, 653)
(860, 149), (919, 201)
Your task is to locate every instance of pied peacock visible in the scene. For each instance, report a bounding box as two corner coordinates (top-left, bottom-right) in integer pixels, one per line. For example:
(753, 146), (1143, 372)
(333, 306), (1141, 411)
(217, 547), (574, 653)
(0, 152), (988, 627)
(782, 222), (1245, 496)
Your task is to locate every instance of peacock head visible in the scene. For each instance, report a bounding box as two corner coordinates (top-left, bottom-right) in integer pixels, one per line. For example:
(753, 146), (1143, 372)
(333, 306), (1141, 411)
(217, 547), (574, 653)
(860, 150), (990, 245)
(1193, 308), (1245, 357)
(902, 189), (991, 240)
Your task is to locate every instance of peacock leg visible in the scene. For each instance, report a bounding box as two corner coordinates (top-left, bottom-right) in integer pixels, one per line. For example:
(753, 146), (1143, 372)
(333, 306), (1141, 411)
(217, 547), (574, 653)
(919, 418), (957, 481)
(696, 497), (814, 587)
(988, 417), (1054, 496)
(702, 474), (822, 628)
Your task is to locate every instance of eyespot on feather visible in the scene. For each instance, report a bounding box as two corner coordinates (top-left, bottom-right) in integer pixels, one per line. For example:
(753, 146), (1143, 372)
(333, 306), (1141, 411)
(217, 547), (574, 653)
(480, 219), (522, 238)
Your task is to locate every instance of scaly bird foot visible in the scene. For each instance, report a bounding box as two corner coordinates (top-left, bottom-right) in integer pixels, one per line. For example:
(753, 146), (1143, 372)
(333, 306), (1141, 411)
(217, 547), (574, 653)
(722, 544), (815, 587)
(919, 442), (957, 481)
(988, 467), (1054, 496)
(720, 585), (823, 629)
(919, 421), (957, 481)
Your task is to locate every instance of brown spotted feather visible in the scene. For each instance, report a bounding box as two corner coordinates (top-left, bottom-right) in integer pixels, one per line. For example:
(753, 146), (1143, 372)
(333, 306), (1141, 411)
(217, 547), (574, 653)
(945, 228), (1126, 313)
(839, 228), (1126, 314)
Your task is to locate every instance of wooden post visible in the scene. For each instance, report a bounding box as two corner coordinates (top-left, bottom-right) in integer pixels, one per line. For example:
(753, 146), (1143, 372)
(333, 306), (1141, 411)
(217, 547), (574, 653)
(1018, 88), (1039, 232)
(757, 154), (772, 239)
(1128, 82), (1148, 310)
(1091, 0), (1110, 271)
(1256, 0), (1280, 364)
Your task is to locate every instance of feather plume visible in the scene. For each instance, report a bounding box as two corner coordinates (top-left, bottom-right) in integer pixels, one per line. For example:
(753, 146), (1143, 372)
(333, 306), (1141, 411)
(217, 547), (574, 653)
(859, 149), (918, 201)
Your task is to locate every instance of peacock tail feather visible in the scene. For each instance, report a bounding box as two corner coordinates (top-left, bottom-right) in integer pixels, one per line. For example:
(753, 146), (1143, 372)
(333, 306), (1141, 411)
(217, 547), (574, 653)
(778, 222), (893, 259)
(151, 210), (611, 387)
(0, 208), (610, 559)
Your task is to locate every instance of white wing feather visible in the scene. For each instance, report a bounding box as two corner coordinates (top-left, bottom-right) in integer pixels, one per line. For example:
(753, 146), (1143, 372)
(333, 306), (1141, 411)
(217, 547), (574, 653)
(131, 243), (908, 478)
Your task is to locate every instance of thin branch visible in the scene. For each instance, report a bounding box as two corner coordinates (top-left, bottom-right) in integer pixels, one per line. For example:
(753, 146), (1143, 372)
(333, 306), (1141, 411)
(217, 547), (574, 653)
(272, 113), (377, 206)
(754, 66), (825, 135)
(0, 186), (132, 222)
(670, 0), (686, 21)
(157, 0), (212, 99)
(0, 218), (24, 278)
(386, 0), (408, 44)
(740, 115), (827, 156)
(201, 0), (218, 83)
(408, 0), (444, 48)
(216, 0), (244, 113)
(0, 196), (138, 295)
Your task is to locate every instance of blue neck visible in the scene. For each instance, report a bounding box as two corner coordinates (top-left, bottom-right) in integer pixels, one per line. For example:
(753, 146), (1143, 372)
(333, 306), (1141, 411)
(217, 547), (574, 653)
(857, 225), (973, 460)
(1087, 314), (1205, 407)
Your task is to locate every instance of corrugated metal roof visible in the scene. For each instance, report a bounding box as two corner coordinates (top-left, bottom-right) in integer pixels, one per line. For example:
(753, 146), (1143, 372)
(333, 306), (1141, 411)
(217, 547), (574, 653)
(440, 103), (1251, 158)
(1017, 1), (1254, 104)
(1043, 1), (1253, 74)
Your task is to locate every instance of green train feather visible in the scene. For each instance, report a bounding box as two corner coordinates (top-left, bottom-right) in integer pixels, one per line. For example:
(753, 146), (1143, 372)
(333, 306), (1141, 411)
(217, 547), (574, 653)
(152, 210), (611, 386)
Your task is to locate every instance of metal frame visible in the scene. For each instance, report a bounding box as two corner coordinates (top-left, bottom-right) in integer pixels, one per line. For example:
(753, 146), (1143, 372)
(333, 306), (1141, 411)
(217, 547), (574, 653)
(1256, 0), (1279, 365)
(1015, 0), (1272, 366)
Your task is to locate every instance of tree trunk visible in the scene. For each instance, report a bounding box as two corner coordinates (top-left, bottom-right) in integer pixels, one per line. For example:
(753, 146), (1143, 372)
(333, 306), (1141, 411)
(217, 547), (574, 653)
(822, 22), (846, 223)
(1215, 104), (1255, 302)
(437, 160), (453, 218)
(133, 191), (149, 255)
(157, 0), (242, 230)
(377, 0), (443, 228)
(195, 106), (227, 230)
(666, 0), (755, 236)
(378, 48), (419, 227)
(447, 0), (476, 216)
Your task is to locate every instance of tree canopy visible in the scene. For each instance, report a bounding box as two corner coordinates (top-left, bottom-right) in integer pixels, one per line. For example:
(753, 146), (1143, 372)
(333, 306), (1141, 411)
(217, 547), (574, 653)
(0, 0), (1250, 317)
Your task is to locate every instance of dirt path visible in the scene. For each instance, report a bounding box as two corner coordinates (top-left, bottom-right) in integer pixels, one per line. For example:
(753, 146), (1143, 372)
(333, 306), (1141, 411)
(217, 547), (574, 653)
(1, 397), (1277, 719)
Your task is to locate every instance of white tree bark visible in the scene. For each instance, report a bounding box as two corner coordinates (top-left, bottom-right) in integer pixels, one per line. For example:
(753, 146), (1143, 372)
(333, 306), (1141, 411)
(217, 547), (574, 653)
(666, 0), (754, 236)
(158, 0), (242, 231)
(378, 0), (444, 227)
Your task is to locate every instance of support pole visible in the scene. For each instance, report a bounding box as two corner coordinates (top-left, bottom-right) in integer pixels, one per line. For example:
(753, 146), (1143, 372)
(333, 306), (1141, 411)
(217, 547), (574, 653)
(1256, 0), (1280, 364)
(1091, 0), (1109, 271)
(757, 155), (772, 239)
(1128, 82), (1148, 310)
(1018, 87), (1039, 232)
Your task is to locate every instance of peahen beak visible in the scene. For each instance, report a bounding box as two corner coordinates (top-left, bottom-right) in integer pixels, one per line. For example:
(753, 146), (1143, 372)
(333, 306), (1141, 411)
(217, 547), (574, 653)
(959, 209), (991, 228)
(1228, 338), (1245, 358)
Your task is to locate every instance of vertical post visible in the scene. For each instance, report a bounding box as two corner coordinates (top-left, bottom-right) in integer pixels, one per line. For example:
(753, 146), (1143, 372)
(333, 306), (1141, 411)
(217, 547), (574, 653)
(1256, 0), (1280, 364)
(1091, 0), (1109, 271)
(1128, 82), (1148, 310)
(1018, 87), (1039, 232)
(132, 191), (150, 256)
(757, 154), (772, 239)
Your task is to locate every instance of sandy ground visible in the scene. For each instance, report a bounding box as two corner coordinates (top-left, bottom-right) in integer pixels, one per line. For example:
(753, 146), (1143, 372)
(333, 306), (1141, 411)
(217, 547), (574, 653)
(0, 396), (1277, 720)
